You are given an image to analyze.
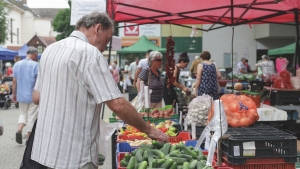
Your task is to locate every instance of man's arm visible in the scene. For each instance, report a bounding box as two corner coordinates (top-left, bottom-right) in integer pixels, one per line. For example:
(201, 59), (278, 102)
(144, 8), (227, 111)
(32, 90), (40, 105)
(12, 77), (17, 102)
(106, 98), (168, 141)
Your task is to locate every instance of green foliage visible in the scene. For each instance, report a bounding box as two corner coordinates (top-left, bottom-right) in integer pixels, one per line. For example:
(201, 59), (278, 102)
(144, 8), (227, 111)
(52, 1), (74, 41)
(0, 0), (11, 45)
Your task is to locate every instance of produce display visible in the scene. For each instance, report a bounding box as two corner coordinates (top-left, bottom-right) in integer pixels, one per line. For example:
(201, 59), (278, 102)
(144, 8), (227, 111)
(208, 94), (259, 127)
(119, 141), (212, 169)
(166, 36), (175, 88)
(118, 121), (178, 140)
(141, 108), (175, 119)
(185, 95), (212, 126)
(271, 70), (294, 89)
(228, 73), (256, 81)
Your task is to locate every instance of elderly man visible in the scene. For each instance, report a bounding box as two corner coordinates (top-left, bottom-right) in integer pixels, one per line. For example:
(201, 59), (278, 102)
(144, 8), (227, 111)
(237, 57), (248, 74)
(190, 55), (201, 78)
(29, 12), (168, 169)
(12, 47), (39, 145)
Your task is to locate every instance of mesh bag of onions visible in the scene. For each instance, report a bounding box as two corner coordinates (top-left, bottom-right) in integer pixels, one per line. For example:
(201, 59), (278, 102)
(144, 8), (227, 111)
(186, 94), (212, 126)
(208, 94), (259, 127)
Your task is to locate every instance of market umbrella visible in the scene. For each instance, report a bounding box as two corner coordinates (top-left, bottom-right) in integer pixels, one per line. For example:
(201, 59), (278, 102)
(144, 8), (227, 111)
(0, 46), (18, 60)
(117, 35), (166, 54)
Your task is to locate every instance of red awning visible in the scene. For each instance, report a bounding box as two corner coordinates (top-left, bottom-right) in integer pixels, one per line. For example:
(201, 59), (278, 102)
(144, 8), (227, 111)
(107, 0), (300, 28)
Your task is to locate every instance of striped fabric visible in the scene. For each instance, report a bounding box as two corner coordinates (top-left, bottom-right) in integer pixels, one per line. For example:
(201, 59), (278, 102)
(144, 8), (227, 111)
(31, 31), (122, 169)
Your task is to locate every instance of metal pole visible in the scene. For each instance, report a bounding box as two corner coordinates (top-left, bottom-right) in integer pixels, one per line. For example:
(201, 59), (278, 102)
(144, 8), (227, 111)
(294, 9), (299, 75)
(107, 0), (115, 65)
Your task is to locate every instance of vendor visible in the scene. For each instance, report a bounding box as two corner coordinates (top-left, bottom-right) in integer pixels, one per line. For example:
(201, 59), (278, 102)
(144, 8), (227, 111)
(236, 57), (248, 74)
(163, 52), (190, 106)
(255, 55), (275, 80)
(137, 51), (164, 108)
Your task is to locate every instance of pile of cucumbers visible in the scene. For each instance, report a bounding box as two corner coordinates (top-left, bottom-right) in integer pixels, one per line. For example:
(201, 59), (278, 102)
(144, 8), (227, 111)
(120, 140), (214, 169)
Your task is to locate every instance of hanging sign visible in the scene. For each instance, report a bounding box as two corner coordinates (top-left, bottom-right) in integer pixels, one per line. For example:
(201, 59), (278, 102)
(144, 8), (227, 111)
(119, 23), (161, 37)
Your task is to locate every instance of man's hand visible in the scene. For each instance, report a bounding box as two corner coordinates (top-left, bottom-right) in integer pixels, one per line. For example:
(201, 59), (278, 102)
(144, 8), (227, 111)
(12, 94), (17, 103)
(146, 127), (169, 142)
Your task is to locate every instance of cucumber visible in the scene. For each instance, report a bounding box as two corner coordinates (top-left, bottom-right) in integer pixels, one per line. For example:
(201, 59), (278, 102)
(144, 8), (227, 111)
(170, 162), (178, 169)
(161, 159), (174, 168)
(196, 161), (205, 169)
(182, 162), (189, 169)
(147, 150), (154, 167)
(197, 155), (207, 161)
(177, 166), (183, 169)
(138, 161), (148, 169)
(181, 146), (197, 159)
(134, 163), (140, 169)
(169, 152), (180, 157)
(178, 154), (192, 161)
(152, 159), (159, 168)
(153, 155), (160, 159)
(125, 153), (132, 162)
(188, 160), (197, 169)
(161, 143), (172, 155)
(188, 146), (194, 150)
(171, 150), (181, 154)
(136, 149), (145, 163)
(198, 150), (203, 156)
(152, 140), (164, 149)
(143, 150), (148, 160)
(170, 145), (177, 152)
(157, 159), (165, 167)
(164, 156), (187, 165)
(121, 159), (129, 167)
(127, 156), (137, 169)
(152, 149), (165, 159)
(131, 149), (138, 156)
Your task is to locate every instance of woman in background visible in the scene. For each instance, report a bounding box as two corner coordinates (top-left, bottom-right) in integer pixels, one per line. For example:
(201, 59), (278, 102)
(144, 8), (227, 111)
(194, 51), (222, 100)
(163, 52), (190, 106)
(111, 63), (120, 85)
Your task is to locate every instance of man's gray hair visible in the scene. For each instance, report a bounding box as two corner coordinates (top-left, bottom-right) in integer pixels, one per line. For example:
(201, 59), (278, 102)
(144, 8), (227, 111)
(148, 51), (162, 63)
(27, 46), (38, 55)
(75, 12), (114, 31)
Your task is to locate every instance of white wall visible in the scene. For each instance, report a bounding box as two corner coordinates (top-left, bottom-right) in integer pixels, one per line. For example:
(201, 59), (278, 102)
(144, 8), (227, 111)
(5, 7), (23, 47)
(202, 24), (257, 71)
(34, 19), (52, 36)
(21, 11), (35, 44)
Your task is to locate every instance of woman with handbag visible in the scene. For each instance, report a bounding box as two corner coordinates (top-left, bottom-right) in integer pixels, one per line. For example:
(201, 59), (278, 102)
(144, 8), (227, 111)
(136, 51), (164, 108)
(194, 51), (222, 100)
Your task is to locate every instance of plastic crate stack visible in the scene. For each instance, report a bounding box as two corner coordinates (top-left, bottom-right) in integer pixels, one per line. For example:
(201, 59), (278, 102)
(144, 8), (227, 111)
(221, 123), (297, 169)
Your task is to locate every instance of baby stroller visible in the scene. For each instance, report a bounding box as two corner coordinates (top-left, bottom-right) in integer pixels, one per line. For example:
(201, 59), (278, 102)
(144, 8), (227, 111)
(0, 77), (13, 109)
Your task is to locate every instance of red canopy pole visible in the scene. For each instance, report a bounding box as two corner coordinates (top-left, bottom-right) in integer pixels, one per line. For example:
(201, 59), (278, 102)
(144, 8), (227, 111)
(294, 9), (299, 75)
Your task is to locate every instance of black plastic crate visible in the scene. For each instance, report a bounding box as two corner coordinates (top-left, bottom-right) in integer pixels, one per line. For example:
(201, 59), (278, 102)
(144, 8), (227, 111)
(270, 90), (300, 106)
(128, 93), (137, 102)
(221, 123), (297, 165)
(249, 81), (273, 92)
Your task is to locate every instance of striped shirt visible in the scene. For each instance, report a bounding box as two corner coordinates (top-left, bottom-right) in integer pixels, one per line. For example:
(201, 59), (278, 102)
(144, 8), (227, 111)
(139, 67), (163, 103)
(31, 31), (122, 169)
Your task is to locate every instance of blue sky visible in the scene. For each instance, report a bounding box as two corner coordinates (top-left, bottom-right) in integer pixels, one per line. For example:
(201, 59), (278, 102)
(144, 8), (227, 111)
(27, 0), (69, 8)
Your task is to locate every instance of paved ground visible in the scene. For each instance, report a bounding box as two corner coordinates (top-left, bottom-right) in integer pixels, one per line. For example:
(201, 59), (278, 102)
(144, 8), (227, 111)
(0, 93), (129, 169)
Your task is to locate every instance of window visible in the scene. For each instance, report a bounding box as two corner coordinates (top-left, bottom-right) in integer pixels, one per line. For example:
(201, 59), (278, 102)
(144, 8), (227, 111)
(37, 46), (43, 54)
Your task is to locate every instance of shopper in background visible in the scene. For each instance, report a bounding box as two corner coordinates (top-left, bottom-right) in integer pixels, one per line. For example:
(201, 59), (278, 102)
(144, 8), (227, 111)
(122, 60), (132, 93)
(236, 57), (248, 74)
(255, 55), (275, 80)
(111, 62), (120, 85)
(133, 49), (153, 87)
(12, 46), (39, 145)
(190, 55), (201, 78)
(194, 51), (222, 100)
(128, 58), (139, 84)
(14, 55), (21, 63)
(29, 12), (168, 169)
(163, 52), (190, 106)
(4, 62), (13, 77)
(137, 51), (164, 108)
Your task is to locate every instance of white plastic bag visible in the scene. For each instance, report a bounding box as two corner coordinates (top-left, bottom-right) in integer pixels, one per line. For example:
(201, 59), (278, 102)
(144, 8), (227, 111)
(131, 81), (145, 112)
(291, 77), (300, 90)
(186, 94), (212, 126)
(195, 100), (228, 166)
(0, 118), (3, 136)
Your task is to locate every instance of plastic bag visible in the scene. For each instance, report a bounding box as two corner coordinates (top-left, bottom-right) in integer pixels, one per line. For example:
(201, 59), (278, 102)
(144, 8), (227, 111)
(186, 94), (212, 126)
(291, 77), (300, 90)
(195, 100), (228, 166)
(99, 119), (123, 160)
(296, 68), (300, 78)
(131, 81), (145, 112)
(0, 118), (3, 136)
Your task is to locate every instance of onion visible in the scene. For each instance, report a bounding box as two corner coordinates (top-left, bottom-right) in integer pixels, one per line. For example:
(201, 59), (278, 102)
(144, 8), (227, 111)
(234, 83), (243, 91)
(165, 120), (172, 124)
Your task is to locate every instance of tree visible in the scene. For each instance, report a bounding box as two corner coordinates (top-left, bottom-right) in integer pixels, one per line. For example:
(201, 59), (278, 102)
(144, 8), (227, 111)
(0, 0), (11, 45)
(52, 1), (75, 41)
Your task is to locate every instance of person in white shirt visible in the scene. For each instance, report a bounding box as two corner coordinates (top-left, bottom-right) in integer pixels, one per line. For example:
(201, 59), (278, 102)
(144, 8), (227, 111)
(109, 60), (120, 74)
(255, 55), (275, 79)
(122, 60), (132, 93)
(133, 49), (153, 87)
(128, 58), (139, 84)
(236, 57), (248, 74)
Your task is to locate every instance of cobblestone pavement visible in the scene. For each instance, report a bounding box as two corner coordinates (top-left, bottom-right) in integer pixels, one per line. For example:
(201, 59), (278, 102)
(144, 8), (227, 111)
(0, 93), (129, 169)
